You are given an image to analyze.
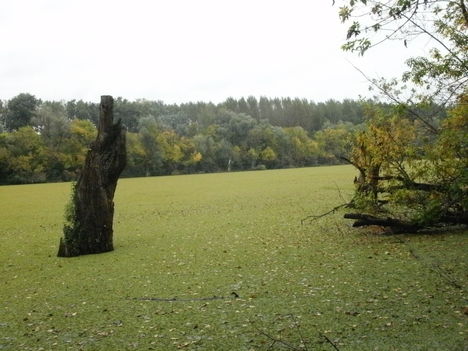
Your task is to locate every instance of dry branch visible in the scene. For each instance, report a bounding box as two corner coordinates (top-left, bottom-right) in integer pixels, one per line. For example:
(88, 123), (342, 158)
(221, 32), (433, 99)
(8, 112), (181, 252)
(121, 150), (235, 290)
(320, 333), (341, 351)
(301, 203), (349, 225)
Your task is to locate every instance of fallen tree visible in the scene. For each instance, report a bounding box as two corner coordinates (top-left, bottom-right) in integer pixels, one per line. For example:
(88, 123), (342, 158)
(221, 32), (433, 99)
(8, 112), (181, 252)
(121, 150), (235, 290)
(341, 99), (467, 233)
(332, 0), (467, 233)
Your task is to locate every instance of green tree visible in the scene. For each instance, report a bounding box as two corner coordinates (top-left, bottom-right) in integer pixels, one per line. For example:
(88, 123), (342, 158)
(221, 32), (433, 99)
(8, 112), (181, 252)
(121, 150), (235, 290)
(193, 134), (218, 172)
(258, 96), (274, 122)
(285, 127), (319, 166)
(0, 133), (11, 183)
(2, 127), (47, 183)
(246, 96), (259, 121)
(66, 99), (99, 123)
(5, 93), (40, 131)
(177, 136), (202, 172)
(0, 101), (6, 132)
(61, 119), (97, 179)
(237, 97), (250, 115)
(314, 123), (354, 164)
(245, 147), (259, 169)
(138, 116), (166, 176)
(226, 112), (256, 146)
(158, 130), (184, 174)
(34, 101), (69, 148)
(124, 132), (147, 177)
(259, 146), (277, 168)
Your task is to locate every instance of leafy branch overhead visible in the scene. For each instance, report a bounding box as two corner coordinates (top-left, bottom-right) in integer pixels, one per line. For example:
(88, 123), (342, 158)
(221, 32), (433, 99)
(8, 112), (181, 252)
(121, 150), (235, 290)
(337, 0), (467, 105)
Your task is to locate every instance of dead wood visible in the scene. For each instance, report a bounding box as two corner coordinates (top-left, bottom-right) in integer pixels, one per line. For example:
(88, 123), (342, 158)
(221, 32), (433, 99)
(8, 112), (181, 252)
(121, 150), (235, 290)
(58, 95), (126, 257)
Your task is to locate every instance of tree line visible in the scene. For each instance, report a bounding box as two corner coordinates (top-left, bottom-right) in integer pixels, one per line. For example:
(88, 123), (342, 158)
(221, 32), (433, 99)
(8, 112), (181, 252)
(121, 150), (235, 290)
(0, 94), (372, 184)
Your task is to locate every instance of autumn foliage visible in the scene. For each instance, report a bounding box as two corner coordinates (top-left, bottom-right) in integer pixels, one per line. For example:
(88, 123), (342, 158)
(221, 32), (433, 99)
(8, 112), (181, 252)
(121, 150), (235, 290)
(346, 96), (467, 232)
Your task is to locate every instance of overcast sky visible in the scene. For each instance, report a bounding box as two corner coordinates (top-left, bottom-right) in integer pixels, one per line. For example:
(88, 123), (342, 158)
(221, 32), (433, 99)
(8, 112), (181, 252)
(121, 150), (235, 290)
(0, 0), (428, 104)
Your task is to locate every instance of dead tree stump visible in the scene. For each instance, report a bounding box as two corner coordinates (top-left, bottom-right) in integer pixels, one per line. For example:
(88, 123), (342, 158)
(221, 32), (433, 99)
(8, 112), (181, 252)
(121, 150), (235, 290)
(58, 96), (126, 257)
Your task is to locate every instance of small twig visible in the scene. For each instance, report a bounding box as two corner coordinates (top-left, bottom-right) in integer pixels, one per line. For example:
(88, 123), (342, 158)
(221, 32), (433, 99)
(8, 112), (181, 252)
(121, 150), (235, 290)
(346, 60), (439, 134)
(320, 333), (340, 351)
(266, 339), (277, 351)
(301, 203), (348, 225)
(255, 327), (300, 350)
(129, 294), (239, 302)
(333, 181), (349, 204)
(289, 314), (308, 351)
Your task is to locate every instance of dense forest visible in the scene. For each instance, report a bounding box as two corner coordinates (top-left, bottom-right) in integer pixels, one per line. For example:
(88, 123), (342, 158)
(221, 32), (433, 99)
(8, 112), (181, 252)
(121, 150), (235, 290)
(0, 93), (439, 185)
(0, 93), (371, 184)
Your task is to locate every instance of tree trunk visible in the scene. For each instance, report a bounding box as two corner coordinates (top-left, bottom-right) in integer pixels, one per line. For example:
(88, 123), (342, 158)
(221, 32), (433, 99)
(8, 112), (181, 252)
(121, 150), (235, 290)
(58, 96), (126, 257)
(343, 213), (421, 234)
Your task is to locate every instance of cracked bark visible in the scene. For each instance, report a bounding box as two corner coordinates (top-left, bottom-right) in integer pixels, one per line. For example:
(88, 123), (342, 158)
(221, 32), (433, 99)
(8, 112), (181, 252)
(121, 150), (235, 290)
(58, 96), (126, 257)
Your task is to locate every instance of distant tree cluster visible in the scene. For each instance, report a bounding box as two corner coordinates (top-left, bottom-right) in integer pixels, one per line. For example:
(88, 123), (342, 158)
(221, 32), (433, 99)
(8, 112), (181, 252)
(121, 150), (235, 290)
(0, 94), (369, 184)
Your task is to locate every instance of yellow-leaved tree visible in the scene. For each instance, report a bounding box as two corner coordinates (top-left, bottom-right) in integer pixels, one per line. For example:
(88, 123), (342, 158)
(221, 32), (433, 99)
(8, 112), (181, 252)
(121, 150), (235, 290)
(335, 0), (468, 231)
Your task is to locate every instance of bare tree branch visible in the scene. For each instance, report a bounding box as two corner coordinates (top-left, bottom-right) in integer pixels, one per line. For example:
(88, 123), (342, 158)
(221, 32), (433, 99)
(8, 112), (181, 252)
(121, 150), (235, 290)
(255, 327), (300, 351)
(320, 333), (341, 351)
(378, 2), (467, 68)
(301, 203), (349, 225)
(347, 61), (440, 133)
